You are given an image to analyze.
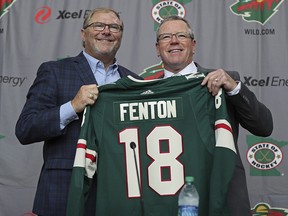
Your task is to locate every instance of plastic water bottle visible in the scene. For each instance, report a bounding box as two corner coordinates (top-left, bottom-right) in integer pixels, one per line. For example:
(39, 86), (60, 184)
(178, 176), (199, 216)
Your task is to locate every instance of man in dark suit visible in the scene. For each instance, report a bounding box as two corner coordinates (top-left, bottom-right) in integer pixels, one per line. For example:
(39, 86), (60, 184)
(15, 8), (142, 216)
(142, 15), (273, 216)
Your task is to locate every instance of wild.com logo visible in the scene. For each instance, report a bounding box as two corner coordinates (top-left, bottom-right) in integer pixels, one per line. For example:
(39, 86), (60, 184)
(230, 0), (285, 25)
(0, 0), (16, 19)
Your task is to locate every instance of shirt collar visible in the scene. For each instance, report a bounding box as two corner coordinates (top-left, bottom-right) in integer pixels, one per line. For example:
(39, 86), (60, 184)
(82, 50), (119, 74)
(163, 61), (197, 78)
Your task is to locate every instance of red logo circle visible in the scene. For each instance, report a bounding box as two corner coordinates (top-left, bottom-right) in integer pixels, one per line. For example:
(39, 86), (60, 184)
(35, 6), (51, 24)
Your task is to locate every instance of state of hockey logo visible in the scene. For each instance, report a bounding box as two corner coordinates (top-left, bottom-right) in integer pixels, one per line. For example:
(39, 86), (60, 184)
(246, 135), (288, 176)
(247, 142), (283, 171)
(151, 0), (186, 24)
(150, 0), (192, 30)
(230, 0), (285, 25)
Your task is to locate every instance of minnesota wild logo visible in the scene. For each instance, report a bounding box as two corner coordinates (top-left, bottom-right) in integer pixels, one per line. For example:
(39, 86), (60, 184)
(139, 61), (164, 80)
(151, 0), (192, 30)
(0, 0), (16, 19)
(230, 0), (285, 25)
(251, 202), (288, 215)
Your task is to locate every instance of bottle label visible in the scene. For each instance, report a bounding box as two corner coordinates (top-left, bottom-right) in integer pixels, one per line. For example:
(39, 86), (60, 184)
(178, 205), (198, 216)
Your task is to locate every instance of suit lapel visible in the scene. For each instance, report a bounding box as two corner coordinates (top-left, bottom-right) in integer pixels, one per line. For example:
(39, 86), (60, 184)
(117, 66), (125, 78)
(194, 63), (214, 75)
(73, 52), (98, 85)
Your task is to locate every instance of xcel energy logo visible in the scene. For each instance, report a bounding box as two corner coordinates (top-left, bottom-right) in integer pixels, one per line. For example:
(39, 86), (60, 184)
(35, 6), (91, 24)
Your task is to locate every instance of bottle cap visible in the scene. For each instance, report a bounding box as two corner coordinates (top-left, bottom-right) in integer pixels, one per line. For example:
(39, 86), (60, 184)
(185, 176), (194, 183)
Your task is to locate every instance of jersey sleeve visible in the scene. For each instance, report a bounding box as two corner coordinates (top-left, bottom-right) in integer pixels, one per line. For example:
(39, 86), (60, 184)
(209, 88), (237, 215)
(66, 106), (98, 216)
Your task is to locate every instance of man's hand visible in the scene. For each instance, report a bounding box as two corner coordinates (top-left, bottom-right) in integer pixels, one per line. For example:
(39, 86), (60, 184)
(71, 84), (99, 113)
(201, 69), (237, 96)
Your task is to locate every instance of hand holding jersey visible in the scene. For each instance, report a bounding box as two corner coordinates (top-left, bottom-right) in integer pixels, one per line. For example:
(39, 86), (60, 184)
(71, 84), (99, 113)
(201, 69), (238, 96)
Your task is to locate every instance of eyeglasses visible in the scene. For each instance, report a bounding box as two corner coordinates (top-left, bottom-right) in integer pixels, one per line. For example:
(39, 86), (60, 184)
(157, 32), (193, 42)
(84, 22), (123, 33)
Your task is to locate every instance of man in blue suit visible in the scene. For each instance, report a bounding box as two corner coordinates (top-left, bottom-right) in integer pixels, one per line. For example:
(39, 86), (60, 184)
(15, 8), (142, 216)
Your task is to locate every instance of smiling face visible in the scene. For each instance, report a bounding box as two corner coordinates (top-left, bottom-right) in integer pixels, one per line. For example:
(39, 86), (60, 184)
(81, 10), (123, 67)
(156, 20), (196, 73)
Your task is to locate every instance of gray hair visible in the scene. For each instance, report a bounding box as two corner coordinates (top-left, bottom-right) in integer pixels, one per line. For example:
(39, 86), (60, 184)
(83, 8), (123, 29)
(156, 15), (194, 42)
(82, 8), (123, 47)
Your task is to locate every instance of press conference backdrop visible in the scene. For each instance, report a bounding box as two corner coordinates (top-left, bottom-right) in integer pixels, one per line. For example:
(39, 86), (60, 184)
(0, 0), (287, 215)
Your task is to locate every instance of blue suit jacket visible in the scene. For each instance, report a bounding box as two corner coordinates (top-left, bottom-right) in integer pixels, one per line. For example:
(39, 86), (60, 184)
(15, 52), (142, 216)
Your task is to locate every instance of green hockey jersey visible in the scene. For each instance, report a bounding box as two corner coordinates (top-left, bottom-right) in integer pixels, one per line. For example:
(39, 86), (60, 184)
(67, 73), (236, 216)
